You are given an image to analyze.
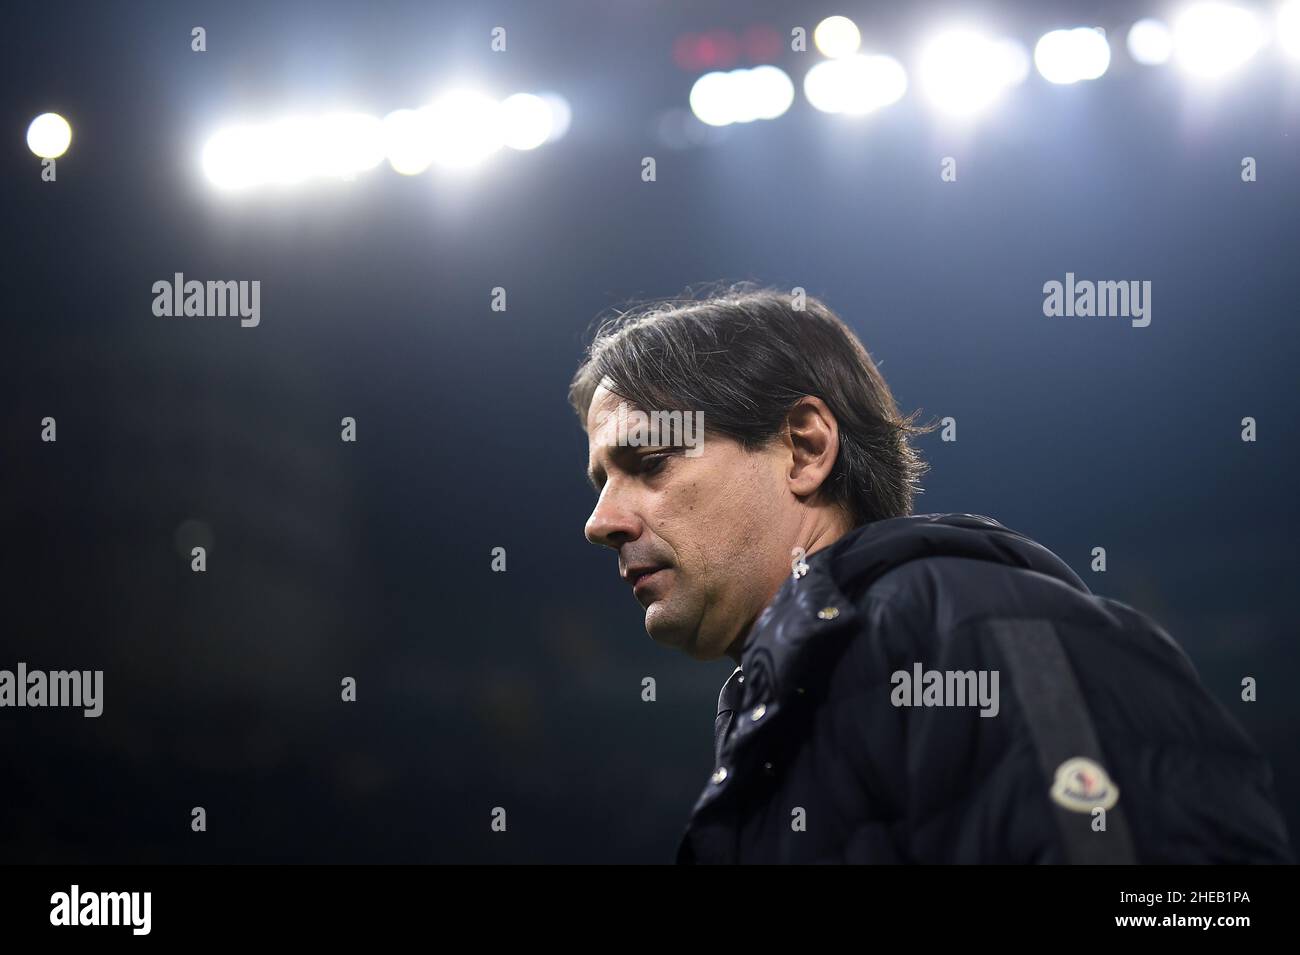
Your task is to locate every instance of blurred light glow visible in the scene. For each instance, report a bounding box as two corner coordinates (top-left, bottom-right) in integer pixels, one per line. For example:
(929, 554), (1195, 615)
(260, 117), (317, 185)
(742, 65), (796, 120)
(203, 89), (564, 189)
(500, 93), (553, 150)
(27, 112), (72, 159)
(814, 16), (862, 59)
(919, 30), (1027, 117)
(1034, 27), (1111, 84)
(1127, 18), (1174, 65)
(1280, 1), (1300, 60)
(311, 112), (385, 180)
(689, 71), (735, 126)
(689, 66), (794, 126)
(426, 90), (504, 169)
(202, 125), (264, 189)
(804, 54), (908, 114)
(382, 108), (436, 176)
(1173, 3), (1264, 78)
(538, 92), (572, 142)
(741, 24), (784, 63)
(999, 38), (1033, 85)
(203, 113), (388, 189)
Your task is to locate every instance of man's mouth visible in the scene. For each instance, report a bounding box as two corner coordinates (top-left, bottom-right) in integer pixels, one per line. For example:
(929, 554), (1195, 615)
(625, 565), (670, 600)
(633, 567), (664, 587)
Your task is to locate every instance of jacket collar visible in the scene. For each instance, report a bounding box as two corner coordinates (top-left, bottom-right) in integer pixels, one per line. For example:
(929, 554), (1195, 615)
(734, 536), (859, 705)
(713, 666), (744, 764)
(706, 536), (861, 765)
(711, 511), (1088, 728)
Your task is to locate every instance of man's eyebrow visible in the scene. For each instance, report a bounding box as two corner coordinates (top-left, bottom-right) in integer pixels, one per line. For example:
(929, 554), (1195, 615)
(586, 443), (640, 491)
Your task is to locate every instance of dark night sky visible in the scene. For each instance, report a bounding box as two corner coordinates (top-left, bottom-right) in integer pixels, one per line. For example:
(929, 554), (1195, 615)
(1, 0), (1297, 861)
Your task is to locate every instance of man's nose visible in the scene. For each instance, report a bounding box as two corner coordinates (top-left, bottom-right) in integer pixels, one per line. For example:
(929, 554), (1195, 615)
(584, 488), (642, 549)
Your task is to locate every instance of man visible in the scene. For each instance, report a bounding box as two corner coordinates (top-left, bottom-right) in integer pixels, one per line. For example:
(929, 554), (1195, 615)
(570, 286), (1293, 864)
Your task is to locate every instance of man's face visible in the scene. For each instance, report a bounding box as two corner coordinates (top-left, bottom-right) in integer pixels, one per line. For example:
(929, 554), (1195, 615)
(583, 383), (799, 660)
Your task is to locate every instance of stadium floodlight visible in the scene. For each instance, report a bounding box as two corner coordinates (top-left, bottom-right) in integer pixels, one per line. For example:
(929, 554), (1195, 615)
(202, 88), (567, 189)
(382, 108), (436, 176)
(804, 54), (908, 115)
(1127, 18), (1175, 65)
(202, 125), (265, 189)
(424, 89), (504, 170)
(27, 112), (72, 159)
(814, 16), (862, 59)
(1034, 27), (1111, 84)
(1172, 2), (1264, 78)
(537, 92), (571, 142)
(918, 29), (1029, 117)
(742, 65), (796, 121)
(500, 93), (553, 150)
(690, 66), (795, 126)
(689, 71), (734, 126)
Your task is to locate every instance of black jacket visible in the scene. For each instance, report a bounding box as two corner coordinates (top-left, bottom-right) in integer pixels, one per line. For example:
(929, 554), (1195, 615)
(675, 513), (1293, 864)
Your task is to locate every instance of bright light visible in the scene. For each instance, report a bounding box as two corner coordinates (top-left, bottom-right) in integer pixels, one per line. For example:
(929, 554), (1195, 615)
(742, 65), (795, 120)
(382, 108), (435, 176)
(919, 30), (1028, 117)
(314, 112), (386, 179)
(1173, 3), (1264, 78)
(202, 113), (386, 189)
(203, 91), (564, 189)
(689, 71), (734, 126)
(538, 92), (572, 142)
(804, 54), (908, 114)
(27, 112), (72, 158)
(202, 126), (262, 189)
(814, 16), (862, 59)
(500, 93), (553, 150)
(1127, 18), (1174, 65)
(259, 117), (317, 185)
(1280, 1), (1300, 60)
(1034, 27), (1111, 84)
(999, 39), (1033, 85)
(426, 90), (504, 169)
(689, 66), (794, 126)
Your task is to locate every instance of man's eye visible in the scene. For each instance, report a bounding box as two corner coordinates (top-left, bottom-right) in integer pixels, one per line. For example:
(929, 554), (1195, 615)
(640, 453), (670, 475)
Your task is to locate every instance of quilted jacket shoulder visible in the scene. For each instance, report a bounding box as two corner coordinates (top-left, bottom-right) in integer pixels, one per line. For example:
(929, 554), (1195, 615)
(675, 513), (1294, 864)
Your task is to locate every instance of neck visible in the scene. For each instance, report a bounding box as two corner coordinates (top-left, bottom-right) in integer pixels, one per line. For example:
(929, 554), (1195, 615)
(722, 508), (855, 666)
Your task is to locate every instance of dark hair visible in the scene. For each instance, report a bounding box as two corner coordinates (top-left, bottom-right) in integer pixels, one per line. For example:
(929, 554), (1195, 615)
(569, 283), (935, 525)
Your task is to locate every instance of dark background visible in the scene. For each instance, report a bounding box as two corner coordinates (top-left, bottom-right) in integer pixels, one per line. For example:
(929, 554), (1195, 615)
(1, 0), (1297, 862)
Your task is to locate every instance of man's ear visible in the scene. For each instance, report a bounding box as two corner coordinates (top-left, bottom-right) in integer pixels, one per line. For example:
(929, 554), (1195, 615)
(783, 396), (840, 499)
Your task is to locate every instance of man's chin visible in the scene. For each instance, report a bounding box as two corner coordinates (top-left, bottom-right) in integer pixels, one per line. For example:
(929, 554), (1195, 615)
(645, 604), (723, 660)
(644, 602), (691, 650)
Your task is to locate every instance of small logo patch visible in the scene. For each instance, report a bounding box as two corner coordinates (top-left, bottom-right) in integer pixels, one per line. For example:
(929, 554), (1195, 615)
(1050, 757), (1119, 812)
